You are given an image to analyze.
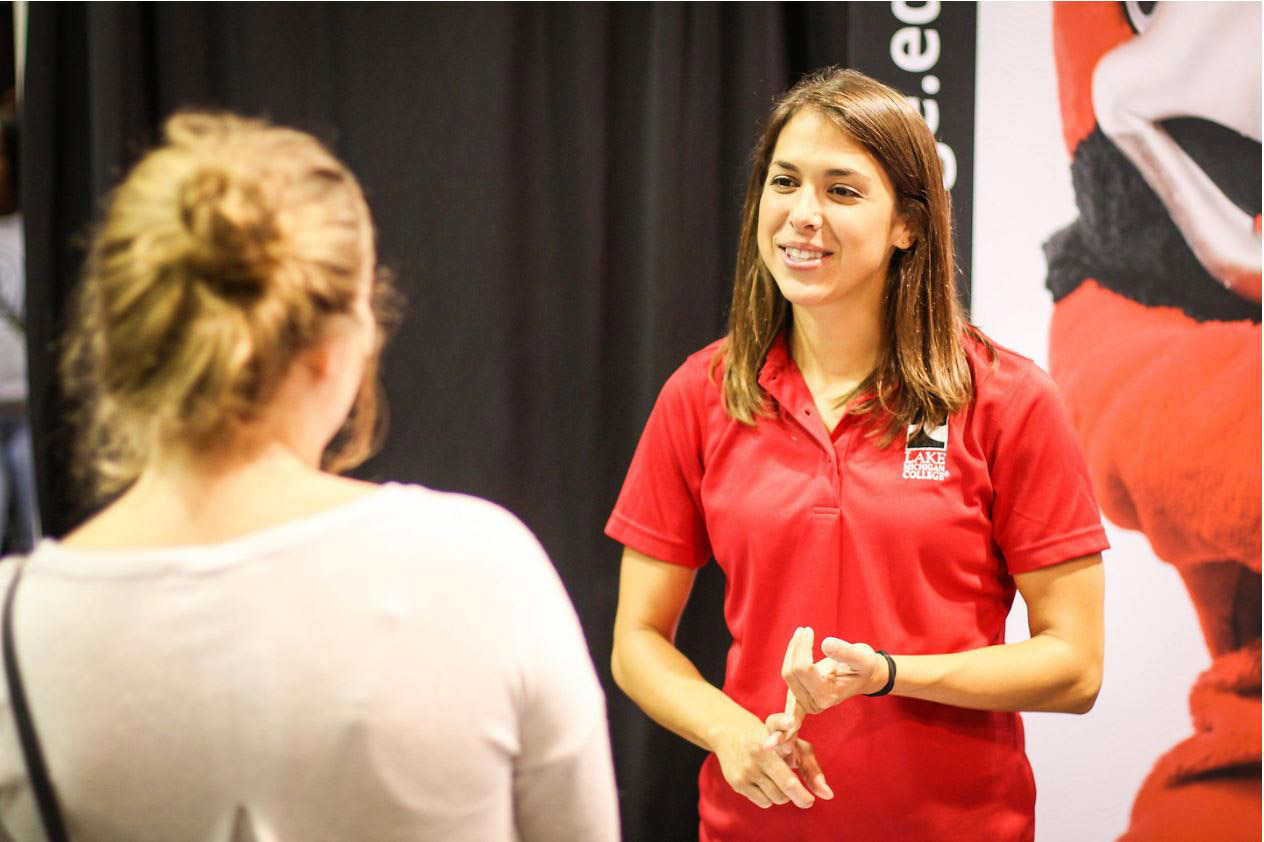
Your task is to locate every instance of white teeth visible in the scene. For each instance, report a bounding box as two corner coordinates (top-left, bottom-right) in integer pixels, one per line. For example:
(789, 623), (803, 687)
(784, 247), (825, 260)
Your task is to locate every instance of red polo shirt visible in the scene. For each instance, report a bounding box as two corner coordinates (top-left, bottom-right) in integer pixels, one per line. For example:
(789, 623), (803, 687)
(606, 331), (1109, 842)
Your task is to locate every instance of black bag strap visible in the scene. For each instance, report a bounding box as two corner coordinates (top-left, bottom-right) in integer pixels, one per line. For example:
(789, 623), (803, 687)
(3, 559), (70, 842)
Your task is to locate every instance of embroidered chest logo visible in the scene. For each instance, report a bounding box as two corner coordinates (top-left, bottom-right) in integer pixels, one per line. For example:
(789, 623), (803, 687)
(902, 422), (949, 481)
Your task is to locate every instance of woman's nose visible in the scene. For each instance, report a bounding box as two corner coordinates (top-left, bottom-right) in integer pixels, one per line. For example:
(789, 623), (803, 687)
(789, 190), (822, 231)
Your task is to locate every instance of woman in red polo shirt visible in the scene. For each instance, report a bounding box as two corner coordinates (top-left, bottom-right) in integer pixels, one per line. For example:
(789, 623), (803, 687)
(607, 67), (1107, 841)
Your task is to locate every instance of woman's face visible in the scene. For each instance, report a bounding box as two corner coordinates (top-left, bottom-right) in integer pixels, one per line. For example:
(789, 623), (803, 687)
(756, 109), (910, 315)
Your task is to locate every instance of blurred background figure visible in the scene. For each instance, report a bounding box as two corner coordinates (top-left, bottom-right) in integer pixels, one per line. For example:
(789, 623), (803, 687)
(0, 86), (38, 555)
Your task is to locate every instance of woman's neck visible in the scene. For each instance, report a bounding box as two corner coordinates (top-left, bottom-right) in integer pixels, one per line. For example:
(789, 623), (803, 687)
(132, 438), (321, 504)
(62, 439), (374, 550)
(788, 300), (884, 397)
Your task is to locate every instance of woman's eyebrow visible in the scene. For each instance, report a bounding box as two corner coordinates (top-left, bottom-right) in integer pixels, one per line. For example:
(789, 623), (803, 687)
(771, 160), (865, 180)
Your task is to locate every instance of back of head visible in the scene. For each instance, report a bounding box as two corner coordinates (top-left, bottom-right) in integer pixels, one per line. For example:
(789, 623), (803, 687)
(65, 112), (382, 498)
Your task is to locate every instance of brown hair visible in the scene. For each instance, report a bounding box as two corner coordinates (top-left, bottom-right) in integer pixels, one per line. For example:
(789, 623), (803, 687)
(720, 67), (990, 444)
(63, 111), (392, 498)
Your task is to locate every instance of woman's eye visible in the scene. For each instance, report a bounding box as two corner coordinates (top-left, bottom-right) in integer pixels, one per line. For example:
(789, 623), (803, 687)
(769, 175), (797, 189)
(830, 185), (860, 199)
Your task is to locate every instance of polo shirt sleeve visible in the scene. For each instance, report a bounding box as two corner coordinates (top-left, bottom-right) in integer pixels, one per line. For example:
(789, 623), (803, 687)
(605, 361), (712, 568)
(989, 362), (1110, 575)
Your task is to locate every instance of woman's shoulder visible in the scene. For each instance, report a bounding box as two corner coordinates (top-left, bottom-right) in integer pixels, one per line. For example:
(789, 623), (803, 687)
(683, 336), (729, 365)
(371, 483), (560, 584)
(963, 329), (1058, 404)
(653, 337), (728, 405)
(370, 485), (576, 644)
(672, 337), (728, 382)
(961, 330), (1069, 438)
(374, 483), (543, 554)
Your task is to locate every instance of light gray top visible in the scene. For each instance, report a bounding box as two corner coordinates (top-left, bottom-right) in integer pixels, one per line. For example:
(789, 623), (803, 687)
(0, 214), (24, 407)
(0, 483), (619, 842)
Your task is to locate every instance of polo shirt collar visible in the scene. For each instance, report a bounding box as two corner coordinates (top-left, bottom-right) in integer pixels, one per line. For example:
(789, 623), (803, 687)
(756, 329), (793, 394)
(757, 330), (819, 428)
(757, 329), (881, 446)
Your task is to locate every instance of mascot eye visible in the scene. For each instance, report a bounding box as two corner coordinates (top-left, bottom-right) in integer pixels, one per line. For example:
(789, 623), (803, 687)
(1123, 0), (1158, 34)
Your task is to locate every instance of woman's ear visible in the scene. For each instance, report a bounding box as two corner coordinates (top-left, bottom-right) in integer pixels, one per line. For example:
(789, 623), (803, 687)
(302, 339), (340, 381)
(893, 216), (915, 251)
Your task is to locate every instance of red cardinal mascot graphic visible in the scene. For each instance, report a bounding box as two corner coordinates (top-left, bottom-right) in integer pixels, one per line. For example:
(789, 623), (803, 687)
(1048, 3), (1261, 840)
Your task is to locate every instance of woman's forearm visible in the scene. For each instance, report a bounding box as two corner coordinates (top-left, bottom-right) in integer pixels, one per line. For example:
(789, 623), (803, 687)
(785, 557), (1104, 717)
(612, 624), (757, 750)
(891, 631), (1102, 713)
(893, 554), (1105, 714)
(613, 549), (824, 809)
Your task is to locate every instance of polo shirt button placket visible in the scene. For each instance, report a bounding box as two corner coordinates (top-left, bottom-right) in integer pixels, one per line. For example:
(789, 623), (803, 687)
(801, 408), (818, 447)
(798, 407), (843, 503)
(829, 426), (844, 504)
(824, 417), (844, 500)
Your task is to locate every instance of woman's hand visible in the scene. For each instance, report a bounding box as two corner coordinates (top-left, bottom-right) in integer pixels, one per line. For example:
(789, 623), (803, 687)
(613, 552), (832, 810)
(705, 706), (824, 810)
(762, 690), (834, 801)
(781, 626), (889, 714)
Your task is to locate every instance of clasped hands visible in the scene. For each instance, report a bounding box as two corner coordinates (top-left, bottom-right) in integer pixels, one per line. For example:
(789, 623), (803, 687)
(715, 626), (888, 810)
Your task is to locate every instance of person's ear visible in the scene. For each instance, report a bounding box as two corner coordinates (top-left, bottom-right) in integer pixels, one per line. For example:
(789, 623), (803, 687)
(301, 339), (340, 381)
(892, 216), (915, 251)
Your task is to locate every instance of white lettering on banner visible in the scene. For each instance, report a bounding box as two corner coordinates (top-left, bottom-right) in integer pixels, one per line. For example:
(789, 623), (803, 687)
(908, 96), (940, 133)
(937, 141), (957, 190)
(888, 1), (956, 190)
(892, 0), (940, 26)
(891, 26), (941, 73)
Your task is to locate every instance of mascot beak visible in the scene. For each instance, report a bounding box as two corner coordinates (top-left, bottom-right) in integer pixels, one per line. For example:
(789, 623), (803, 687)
(1092, 1), (1262, 302)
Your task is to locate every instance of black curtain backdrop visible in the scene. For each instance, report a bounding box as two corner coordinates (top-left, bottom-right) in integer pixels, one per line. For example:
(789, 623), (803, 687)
(21, 4), (857, 840)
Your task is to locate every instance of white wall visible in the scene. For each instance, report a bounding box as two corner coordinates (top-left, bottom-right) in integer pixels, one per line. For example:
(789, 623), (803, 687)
(972, 4), (1211, 839)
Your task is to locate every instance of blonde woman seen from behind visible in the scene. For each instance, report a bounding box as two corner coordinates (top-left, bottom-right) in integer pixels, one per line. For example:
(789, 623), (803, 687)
(0, 113), (619, 842)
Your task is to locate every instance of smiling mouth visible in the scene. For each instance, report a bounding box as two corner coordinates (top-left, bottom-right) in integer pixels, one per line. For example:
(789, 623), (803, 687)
(780, 245), (832, 264)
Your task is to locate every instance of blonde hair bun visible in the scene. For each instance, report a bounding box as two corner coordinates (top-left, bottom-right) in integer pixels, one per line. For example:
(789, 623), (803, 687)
(177, 166), (279, 300)
(63, 111), (389, 498)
